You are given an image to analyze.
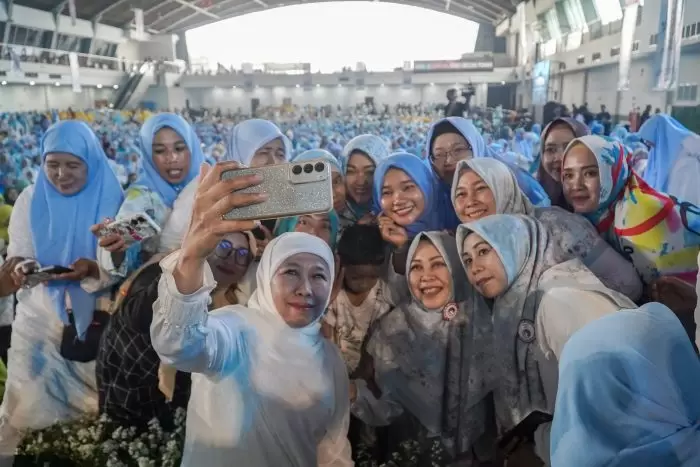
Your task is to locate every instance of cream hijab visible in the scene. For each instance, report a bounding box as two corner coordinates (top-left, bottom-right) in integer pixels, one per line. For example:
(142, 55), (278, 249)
(451, 158), (534, 216)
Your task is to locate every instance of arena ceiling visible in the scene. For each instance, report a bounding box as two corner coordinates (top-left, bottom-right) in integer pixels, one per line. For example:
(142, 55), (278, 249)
(13, 0), (518, 34)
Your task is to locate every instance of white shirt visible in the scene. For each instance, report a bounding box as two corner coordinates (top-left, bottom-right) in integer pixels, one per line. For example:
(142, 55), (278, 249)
(150, 251), (354, 467)
(0, 186), (115, 456)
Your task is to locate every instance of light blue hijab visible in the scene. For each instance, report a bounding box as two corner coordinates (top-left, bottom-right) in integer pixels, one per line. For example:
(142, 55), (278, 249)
(225, 118), (292, 166)
(137, 113), (205, 208)
(590, 121), (605, 135)
(552, 303), (700, 467)
(31, 120), (124, 339)
(638, 114), (698, 194)
(372, 152), (442, 238)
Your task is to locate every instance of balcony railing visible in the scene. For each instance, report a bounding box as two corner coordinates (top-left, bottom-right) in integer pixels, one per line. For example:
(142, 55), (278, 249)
(0, 43), (185, 74)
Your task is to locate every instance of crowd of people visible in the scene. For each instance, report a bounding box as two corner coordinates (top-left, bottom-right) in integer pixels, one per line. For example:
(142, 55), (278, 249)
(0, 99), (696, 467)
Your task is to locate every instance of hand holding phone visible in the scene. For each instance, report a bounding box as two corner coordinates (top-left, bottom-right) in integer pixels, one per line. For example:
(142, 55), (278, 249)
(219, 158), (333, 222)
(96, 213), (161, 249)
(91, 219), (127, 253)
(181, 162), (267, 266)
(11, 259), (39, 288)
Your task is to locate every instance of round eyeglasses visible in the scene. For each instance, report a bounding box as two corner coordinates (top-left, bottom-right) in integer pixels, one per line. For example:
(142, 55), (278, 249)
(214, 240), (251, 266)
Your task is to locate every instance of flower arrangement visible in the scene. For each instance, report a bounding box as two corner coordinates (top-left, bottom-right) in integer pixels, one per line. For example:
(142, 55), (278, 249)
(356, 439), (448, 467)
(15, 408), (185, 467)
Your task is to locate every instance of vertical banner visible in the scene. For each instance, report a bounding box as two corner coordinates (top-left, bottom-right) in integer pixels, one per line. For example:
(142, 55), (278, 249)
(618, 0), (641, 90)
(532, 60), (551, 105)
(517, 2), (529, 101)
(652, 0), (686, 90)
(9, 47), (21, 74)
(134, 8), (145, 39)
(68, 0), (77, 26)
(518, 2), (528, 67)
(68, 52), (82, 93)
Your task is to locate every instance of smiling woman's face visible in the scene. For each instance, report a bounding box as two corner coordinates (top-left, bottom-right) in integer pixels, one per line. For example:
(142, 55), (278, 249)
(542, 123), (576, 181)
(408, 240), (451, 310)
(271, 252), (331, 328)
(43, 153), (88, 195)
(461, 232), (508, 298)
(562, 143), (601, 214)
(453, 169), (497, 223)
(380, 168), (425, 226)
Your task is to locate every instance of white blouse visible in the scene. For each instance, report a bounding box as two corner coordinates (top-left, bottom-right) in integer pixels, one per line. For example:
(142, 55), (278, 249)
(0, 186), (116, 449)
(150, 251), (354, 467)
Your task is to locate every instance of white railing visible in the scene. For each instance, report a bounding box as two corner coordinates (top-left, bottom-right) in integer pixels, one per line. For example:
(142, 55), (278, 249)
(0, 43), (184, 74)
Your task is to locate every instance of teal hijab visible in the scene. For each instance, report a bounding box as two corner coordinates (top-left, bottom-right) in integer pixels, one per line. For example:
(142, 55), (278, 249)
(274, 209), (340, 250)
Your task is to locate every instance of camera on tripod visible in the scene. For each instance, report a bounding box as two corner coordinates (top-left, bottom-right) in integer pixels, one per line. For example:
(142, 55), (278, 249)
(461, 83), (476, 98)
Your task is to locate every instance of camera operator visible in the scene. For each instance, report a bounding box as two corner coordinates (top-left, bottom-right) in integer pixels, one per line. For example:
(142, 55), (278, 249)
(444, 84), (475, 117)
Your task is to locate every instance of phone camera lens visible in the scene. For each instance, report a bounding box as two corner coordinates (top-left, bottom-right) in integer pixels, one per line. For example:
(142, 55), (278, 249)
(303, 163), (313, 174)
(292, 165), (302, 175)
(314, 162), (325, 172)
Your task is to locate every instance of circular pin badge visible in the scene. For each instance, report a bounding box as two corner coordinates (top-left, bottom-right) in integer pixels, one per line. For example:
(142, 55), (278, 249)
(517, 319), (536, 343)
(443, 303), (458, 321)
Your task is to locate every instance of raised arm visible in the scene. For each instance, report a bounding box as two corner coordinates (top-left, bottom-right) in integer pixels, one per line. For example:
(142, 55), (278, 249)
(150, 250), (247, 376)
(150, 161), (266, 375)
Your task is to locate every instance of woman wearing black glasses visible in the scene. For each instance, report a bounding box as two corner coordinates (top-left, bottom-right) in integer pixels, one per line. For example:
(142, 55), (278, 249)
(96, 231), (255, 429)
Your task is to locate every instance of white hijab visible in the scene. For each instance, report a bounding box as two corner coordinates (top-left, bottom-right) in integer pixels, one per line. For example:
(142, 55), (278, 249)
(226, 119), (292, 166)
(242, 232), (337, 408)
(248, 232), (334, 342)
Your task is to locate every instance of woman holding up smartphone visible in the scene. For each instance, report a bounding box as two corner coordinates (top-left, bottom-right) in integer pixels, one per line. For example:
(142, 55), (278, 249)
(0, 120), (123, 461)
(95, 113), (205, 277)
(159, 118), (292, 260)
(150, 161), (353, 466)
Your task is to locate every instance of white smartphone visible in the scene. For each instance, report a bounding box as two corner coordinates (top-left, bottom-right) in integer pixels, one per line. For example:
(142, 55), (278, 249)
(220, 158), (333, 221)
(98, 213), (161, 246)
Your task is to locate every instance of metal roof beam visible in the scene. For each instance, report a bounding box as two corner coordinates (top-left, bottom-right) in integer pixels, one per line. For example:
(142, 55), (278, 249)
(91, 0), (134, 22)
(145, 0), (174, 15)
(147, 0), (231, 28)
(162, 0), (256, 32)
(456, 0), (503, 19)
(1, 0), (13, 20)
(438, 0), (493, 22)
(172, 0), (221, 19)
(469, 0), (513, 15)
(52, 0), (68, 24)
(146, 4), (191, 28)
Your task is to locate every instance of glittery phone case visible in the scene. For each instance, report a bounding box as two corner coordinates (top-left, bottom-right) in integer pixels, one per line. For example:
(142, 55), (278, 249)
(220, 158), (333, 221)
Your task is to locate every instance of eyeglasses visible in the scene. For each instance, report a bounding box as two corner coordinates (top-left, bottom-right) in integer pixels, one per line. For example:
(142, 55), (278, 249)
(430, 144), (473, 164)
(214, 240), (251, 266)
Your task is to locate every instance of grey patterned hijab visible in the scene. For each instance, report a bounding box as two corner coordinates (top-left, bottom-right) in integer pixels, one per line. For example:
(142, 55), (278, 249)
(453, 158), (610, 286)
(367, 231), (493, 455)
(456, 214), (633, 432)
(451, 158), (535, 216)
